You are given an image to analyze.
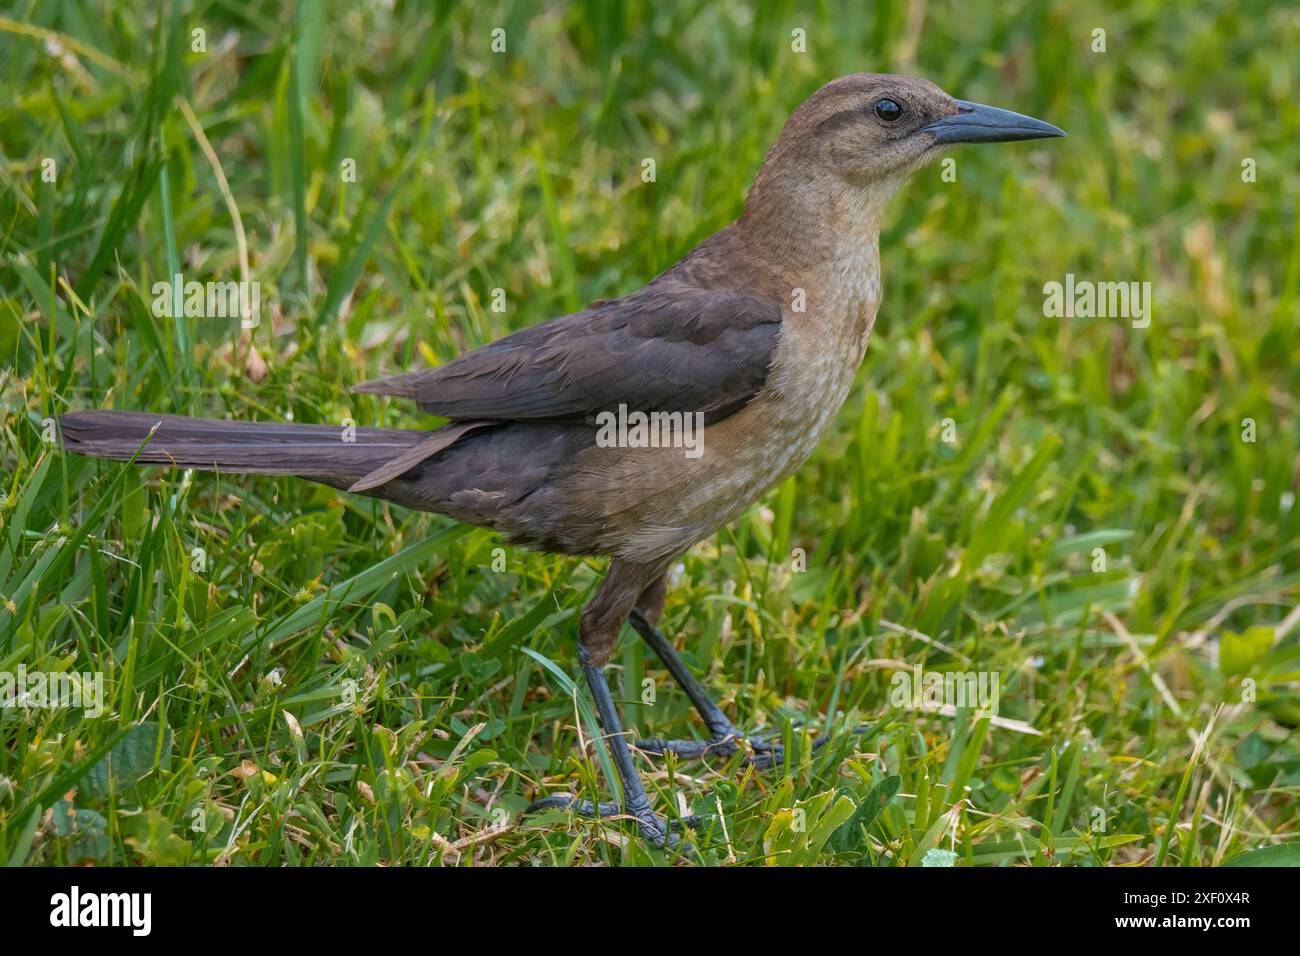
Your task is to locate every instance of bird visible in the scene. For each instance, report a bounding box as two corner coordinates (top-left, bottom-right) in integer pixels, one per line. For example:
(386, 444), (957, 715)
(60, 73), (1064, 847)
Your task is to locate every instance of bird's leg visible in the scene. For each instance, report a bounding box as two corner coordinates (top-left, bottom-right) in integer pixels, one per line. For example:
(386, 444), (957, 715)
(629, 601), (838, 769)
(629, 607), (743, 740)
(528, 646), (681, 844)
(631, 574), (739, 735)
(527, 560), (693, 846)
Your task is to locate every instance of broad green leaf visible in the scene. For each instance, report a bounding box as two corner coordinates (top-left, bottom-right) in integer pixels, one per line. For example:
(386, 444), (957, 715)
(1223, 843), (1300, 867)
(82, 721), (174, 799)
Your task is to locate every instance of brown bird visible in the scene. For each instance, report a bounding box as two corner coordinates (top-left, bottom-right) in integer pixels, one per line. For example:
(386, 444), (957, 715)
(60, 73), (1063, 846)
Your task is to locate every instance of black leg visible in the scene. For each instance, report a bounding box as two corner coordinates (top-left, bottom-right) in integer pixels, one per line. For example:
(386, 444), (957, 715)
(629, 609), (742, 738)
(629, 608), (841, 769)
(527, 646), (688, 846)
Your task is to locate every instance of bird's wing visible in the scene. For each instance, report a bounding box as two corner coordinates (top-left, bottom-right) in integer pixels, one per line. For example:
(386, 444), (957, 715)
(353, 283), (783, 423)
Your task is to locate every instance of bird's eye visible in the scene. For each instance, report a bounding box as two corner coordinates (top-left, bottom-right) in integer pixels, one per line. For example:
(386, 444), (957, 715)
(874, 98), (903, 122)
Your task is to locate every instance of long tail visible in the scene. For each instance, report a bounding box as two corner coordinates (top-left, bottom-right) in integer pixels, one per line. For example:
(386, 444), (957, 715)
(58, 410), (445, 491)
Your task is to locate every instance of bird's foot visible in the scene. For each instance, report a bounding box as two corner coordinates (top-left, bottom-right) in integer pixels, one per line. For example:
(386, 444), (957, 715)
(636, 728), (831, 770)
(525, 794), (702, 848)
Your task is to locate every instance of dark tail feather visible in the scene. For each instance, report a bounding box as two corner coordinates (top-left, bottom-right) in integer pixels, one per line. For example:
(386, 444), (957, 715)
(59, 410), (430, 487)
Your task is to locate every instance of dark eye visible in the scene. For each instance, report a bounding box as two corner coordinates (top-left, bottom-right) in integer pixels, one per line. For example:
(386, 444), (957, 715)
(874, 98), (903, 122)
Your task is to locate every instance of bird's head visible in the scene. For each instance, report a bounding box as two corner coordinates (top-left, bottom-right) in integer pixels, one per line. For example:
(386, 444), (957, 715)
(777, 73), (1065, 188)
(735, 73), (1065, 267)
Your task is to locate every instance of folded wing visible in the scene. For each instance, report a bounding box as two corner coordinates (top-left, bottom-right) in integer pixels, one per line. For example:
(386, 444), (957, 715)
(354, 281), (783, 424)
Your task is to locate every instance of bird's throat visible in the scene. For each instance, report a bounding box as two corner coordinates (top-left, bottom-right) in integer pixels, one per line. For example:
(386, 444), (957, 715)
(737, 169), (896, 277)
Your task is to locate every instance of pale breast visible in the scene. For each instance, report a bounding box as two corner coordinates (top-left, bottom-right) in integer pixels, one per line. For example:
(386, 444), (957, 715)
(722, 260), (879, 506)
(593, 245), (883, 564)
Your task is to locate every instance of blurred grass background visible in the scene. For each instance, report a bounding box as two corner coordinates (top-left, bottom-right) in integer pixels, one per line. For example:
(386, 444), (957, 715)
(1, 0), (1297, 866)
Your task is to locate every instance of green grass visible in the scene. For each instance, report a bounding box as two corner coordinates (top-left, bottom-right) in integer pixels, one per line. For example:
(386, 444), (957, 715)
(1, 0), (1298, 866)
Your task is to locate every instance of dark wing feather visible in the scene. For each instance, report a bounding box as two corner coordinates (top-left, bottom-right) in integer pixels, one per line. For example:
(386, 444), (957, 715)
(354, 282), (782, 423)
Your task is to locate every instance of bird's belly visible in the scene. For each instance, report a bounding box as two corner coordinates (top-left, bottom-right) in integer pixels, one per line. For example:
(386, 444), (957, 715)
(590, 331), (866, 564)
(713, 343), (862, 512)
(563, 273), (879, 564)
(721, 286), (878, 503)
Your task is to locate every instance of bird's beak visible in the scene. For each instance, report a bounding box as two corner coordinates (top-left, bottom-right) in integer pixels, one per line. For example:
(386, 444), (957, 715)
(922, 99), (1066, 145)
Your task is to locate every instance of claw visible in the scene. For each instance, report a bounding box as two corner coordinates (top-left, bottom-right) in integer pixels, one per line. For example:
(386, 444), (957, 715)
(526, 793), (703, 848)
(526, 794), (621, 818)
(636, 734), (785, 767)
(636, 728), (844, 768)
